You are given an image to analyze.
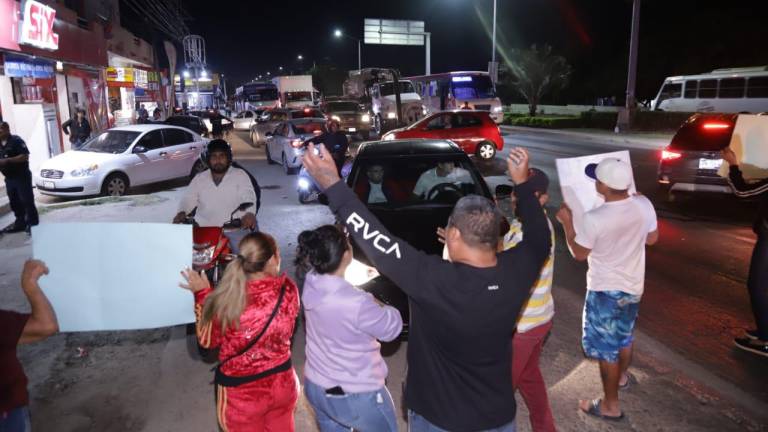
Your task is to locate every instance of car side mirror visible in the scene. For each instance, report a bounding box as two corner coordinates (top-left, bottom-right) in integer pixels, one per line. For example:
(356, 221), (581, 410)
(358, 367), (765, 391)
(495, 184), (514, 197)
(132, 145), (148, 154)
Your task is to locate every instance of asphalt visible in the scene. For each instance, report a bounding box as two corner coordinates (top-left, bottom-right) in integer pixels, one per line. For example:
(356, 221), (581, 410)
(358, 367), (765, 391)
(2, 128), (766, 431)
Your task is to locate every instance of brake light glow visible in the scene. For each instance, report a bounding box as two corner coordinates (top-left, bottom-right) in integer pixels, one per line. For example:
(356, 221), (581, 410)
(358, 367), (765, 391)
(291, 139), (303, 148)
(702, 122), (731, 130)
(661, 149), (682, 161)
(304, 108), (311, 113)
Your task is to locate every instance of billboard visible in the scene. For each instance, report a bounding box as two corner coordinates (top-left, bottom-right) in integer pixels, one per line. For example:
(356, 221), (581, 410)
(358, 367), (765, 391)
(364, 19), (425, 46)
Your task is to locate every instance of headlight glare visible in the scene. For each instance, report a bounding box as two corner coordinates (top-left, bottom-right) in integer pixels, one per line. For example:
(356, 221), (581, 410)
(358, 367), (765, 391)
(361, 114), (370, 122)
(345, 258), (380, 286)
(386, 112), (396, 119)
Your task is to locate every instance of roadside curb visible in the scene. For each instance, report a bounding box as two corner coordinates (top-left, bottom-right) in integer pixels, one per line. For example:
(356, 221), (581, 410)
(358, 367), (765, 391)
(501, 125), (671, 151)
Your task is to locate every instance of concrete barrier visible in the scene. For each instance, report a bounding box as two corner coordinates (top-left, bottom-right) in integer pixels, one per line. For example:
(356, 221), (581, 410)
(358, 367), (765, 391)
(505, 104), (619, 116)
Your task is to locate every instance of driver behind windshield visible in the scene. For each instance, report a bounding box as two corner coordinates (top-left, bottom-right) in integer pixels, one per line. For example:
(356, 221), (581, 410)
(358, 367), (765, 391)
(173, 139), (257, 229)
(412, 161), (471, 200)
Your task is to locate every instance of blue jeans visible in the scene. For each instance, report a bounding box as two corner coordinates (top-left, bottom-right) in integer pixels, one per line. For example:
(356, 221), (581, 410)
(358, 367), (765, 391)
(408, 410), (516, 432)
(0, 406), (31, 432)
(304, 378), (398, 432)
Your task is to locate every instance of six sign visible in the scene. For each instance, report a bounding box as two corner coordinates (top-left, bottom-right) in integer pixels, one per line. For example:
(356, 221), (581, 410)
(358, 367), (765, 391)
(20, 0), (59, 50)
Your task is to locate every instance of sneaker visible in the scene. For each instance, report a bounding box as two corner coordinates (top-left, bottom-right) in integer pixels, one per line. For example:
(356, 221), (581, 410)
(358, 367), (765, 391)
(2, 224), (25, 234)
(734, 337), (768, 358)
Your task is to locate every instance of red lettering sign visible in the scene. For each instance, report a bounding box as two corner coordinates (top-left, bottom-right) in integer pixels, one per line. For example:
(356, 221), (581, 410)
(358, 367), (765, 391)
(20, 0), (59, 50)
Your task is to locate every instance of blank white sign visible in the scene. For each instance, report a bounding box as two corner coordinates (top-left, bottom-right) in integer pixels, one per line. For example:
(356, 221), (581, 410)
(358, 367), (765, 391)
(32, 223), (195, 332)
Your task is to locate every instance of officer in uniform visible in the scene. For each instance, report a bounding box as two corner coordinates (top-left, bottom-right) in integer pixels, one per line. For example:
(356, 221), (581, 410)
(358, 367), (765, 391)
(0, 122), (39, 233)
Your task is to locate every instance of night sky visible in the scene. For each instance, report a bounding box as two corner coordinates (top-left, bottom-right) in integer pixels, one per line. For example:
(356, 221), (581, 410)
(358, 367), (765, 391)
(181, 0), (768, 103)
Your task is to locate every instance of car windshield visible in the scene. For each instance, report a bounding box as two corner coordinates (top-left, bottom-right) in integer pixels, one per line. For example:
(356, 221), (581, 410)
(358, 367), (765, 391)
(326, 102), (360, 112)
(292, 122), (325, 135)
(451, 75), (496, 99)
(80, 131), (140, 154)
(379, 81), (415, 96)
(351, 157), (486, 208)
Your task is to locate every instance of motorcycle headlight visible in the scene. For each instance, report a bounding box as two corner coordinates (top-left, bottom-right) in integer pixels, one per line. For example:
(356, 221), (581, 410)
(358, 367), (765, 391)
(386, 112), (396, 119)
(70, 164), (99, 177)
(361, 113), (370, 123)
(192, 245), (216, 267)
(344, 258), (380, 286)
(298, 177), (310, 190)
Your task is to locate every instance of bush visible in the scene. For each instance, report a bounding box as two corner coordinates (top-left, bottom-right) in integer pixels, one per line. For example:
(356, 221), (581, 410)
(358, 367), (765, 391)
(632, 111), (693, 131)
(579, 111), (618, 129)
(505, 116), (583, 128)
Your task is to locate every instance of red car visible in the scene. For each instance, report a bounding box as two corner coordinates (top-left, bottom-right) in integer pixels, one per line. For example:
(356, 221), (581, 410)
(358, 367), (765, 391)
(381, 111), (503, 160)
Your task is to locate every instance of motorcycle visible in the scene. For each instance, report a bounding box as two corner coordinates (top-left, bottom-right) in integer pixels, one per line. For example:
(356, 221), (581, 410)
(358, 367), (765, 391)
(181, 202), (254, 286)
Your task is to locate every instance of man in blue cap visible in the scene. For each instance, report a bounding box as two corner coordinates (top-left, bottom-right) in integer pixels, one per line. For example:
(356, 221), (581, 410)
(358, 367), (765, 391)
(556, 157), (658, 421)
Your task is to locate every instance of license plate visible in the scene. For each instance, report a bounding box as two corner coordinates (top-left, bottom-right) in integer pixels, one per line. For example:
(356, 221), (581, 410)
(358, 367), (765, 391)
(698, 158), (722, 170)
(348, 127), (356, 132)
(43, 181), (55, 189)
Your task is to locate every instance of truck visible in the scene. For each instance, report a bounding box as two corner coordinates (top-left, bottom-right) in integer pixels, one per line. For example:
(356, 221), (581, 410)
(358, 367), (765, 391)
(271, 75), (318, 108)
(342, 68), (426, 135)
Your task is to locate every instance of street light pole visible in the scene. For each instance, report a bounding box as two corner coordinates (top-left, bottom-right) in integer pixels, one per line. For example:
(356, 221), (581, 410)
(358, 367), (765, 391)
(617, 0), (641, 132)
(491, 0), (497, 66)
(358, 38), (362, 71)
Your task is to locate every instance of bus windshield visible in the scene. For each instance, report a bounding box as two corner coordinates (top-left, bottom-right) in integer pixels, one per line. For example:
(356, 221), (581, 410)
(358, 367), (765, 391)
(451, 75), (496, 99)
(248, 88), (278, 102)
(379, 81), (415, 96)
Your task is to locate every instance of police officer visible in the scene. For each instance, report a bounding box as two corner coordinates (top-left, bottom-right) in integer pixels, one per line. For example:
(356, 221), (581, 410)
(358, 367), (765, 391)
(0, 122), (39, 233)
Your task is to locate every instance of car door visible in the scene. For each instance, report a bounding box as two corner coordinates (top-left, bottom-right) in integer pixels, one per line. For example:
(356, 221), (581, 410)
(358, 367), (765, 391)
(269, 123), (289, 162)
(129, 129), (166, 185)
(161, 128), (200, 178)
(451, 113), (480, 151)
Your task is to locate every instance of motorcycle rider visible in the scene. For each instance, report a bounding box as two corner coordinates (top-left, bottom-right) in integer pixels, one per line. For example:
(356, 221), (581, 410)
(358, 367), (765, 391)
(173, 139), (258, 231)
(305, 118), (348, 175)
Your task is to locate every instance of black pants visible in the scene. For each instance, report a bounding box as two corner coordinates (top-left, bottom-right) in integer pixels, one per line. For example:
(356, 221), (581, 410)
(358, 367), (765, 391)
(5, 174), (39, 228)
(749, 225), (768, 340)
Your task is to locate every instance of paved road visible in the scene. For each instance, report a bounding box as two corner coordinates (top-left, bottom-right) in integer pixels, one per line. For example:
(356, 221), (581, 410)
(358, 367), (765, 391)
(495, 128), (766, 401)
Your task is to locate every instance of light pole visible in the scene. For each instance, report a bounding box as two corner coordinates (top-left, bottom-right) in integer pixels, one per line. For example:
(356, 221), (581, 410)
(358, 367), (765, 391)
(491, 0), (498, 83)
(617, 0), (641, 132)
(333, 28), (362, 71)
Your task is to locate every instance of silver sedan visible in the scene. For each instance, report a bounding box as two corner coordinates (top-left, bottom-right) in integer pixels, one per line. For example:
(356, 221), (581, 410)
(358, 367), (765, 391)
(264, 118), (326, 174)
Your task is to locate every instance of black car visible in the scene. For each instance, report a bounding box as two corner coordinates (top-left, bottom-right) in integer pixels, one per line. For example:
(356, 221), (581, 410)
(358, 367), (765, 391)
(342, 139), (496, 337)
(657, 113), (751, 201)
(165, 115), (208, 136)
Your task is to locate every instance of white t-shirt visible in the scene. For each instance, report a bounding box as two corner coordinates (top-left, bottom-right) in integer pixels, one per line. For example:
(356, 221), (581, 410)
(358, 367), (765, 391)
(574, 195), (657, 296)
(178, 167), (257, 227)
(412, 167), (471, 198)
(368, 182), (387, 203)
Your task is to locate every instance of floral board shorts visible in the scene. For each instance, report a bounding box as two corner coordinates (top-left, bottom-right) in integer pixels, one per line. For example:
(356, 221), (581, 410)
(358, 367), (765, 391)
(582, 290), (641, 363)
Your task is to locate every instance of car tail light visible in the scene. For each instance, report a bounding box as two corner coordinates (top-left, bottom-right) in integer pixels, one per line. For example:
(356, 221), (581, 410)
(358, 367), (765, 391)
(291, 139), (303, 148)
(701, 122), (731, 131)
(661, 149), (682, 161)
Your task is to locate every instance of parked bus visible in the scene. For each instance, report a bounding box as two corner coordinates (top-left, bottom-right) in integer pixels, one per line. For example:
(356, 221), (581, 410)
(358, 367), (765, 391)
(652, 66), (768, 113)
(234, 82), (279, 112)
(406, 71), (504, 123)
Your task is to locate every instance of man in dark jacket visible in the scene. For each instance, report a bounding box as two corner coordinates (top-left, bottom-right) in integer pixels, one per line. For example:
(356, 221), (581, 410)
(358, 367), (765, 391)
(61, 109), (92, 150)
(306, 119), (348, 175)
(0, 122), (39, 234)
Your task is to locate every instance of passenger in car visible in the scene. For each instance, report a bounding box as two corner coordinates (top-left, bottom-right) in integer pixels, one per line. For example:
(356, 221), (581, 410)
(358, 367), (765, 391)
(358, 164), (393, 204)
(412, 161), (471, 200)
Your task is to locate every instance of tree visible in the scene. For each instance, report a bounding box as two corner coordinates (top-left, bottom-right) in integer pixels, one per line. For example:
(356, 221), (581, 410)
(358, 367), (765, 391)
(503, 44), (572, 116)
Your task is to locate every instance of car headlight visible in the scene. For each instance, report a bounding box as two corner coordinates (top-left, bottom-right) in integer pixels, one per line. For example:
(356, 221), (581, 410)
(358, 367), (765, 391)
(382, 133), (396, 141)
(298, 177), (310, 190)
(422, 105), (428, 116)
(331, 115), (341, 122)
(493, 106), (503, 113)
(192, 245), (215, 267)
(344, 258), (380, 286)
(361, 113), (370, 123)
(386, 112), (396, 119)
(70, 164), (99, 177)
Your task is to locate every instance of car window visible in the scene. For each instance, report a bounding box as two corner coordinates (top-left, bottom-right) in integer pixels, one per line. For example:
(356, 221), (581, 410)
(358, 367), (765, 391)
(747, 77), (768, 98)
(455, 113), (483, 128)
(235, 112), (244, 119)
(426, 114), (452, 130)
(244, 111), (254, 118)
(136, 130), (164, 150)
(719, 78), (745, 98)
(669, 116), (735, 151)
(270, 112), (288, 122)
(273, 123), (286, 136)
(162, 128), (194, 146)
(699, 79), (717, 98)
(684, 81), (698, 99)
(80, 131), (141, 154)
(351, 157), (484, 208)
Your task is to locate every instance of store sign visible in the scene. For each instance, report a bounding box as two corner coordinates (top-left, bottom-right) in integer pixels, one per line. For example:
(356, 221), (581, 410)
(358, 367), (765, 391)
(106, 67), (134, 83)
(19, 0), (60, 50)
(134, 69), (148, 89)
(3, 53), (54, 78)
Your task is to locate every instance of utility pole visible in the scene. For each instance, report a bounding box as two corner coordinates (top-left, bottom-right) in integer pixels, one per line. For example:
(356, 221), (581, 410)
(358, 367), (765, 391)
(617, 0), (641, 132)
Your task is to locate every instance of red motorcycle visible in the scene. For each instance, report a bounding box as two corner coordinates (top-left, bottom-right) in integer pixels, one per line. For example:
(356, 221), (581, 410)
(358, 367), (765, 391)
(183, 202), (254, 286)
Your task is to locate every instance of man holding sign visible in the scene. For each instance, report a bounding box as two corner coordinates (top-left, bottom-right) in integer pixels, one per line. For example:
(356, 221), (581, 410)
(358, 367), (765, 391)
(556, 158), (658, 421)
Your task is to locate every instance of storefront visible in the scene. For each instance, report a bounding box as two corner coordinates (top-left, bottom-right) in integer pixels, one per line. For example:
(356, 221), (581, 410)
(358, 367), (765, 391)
(174, 73), (223, 110)
(0, 0), (109, 168)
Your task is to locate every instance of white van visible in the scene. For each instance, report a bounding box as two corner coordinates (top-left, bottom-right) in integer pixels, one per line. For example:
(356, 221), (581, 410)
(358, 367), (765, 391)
(652, 66), (768, 113)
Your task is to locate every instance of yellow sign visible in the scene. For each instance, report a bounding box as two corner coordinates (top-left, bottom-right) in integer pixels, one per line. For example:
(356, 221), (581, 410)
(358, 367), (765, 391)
(106, 67), (134, 83)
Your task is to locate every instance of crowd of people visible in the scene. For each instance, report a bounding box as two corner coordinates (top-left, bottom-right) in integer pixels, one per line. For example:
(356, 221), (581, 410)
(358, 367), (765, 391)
(2, 125), (766, 432)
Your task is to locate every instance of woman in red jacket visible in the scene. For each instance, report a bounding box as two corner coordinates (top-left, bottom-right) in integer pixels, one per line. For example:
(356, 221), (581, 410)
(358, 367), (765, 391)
(181, 232), (300, 431)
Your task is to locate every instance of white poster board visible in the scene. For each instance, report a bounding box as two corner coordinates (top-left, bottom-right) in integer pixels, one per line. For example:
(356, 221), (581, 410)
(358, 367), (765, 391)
(32, 223), (195, 332)
(555, 151), (636, 235)
(718, 114), (768, 180)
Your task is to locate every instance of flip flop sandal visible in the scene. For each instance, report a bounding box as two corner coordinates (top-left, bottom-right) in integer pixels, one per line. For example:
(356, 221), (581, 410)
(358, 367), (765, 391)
(581, 399), (625, 421)
(619, 372), (636, 390)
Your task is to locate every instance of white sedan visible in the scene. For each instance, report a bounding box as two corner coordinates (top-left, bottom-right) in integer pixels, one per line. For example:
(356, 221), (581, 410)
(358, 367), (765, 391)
(233, 109), (264, 130)
(34, 124), (207, 197)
